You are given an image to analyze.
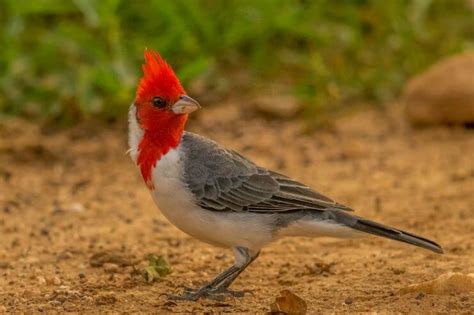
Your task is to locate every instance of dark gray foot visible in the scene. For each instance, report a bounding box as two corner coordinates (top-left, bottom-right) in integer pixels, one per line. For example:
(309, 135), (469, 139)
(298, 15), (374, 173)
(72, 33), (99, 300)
(167, 285), (252, 301)
(167, 247), (260, 301)
(166, 289), (225, 301)
(165, 291), (207, 301)
(166, 284), (214, 301)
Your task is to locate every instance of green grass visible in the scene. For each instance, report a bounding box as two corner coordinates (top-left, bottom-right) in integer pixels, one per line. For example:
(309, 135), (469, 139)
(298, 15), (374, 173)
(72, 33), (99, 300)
(0, 0), (473, 125)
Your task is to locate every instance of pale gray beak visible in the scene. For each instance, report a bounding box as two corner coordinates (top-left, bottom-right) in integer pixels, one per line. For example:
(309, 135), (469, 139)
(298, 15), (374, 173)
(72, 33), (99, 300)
(172, 95), (201, 114)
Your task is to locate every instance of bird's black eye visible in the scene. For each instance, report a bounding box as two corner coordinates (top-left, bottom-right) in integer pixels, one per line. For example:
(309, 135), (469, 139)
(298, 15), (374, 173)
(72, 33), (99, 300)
(152, 97), (167, 108)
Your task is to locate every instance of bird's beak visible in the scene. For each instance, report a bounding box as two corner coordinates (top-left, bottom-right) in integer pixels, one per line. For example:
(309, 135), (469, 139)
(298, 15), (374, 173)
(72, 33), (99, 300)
(172, 95), (201, 114)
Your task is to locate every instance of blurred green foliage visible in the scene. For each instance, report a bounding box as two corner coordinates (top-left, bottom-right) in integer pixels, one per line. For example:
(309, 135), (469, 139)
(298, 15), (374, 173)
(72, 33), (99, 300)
(0, 0), (473, 124)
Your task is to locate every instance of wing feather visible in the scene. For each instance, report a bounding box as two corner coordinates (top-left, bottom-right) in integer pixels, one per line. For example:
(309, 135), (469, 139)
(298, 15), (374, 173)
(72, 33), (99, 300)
(181, 132), (353, 213)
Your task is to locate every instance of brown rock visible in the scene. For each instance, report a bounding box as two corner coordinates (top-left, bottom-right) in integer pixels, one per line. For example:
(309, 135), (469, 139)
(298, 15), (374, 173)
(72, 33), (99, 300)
(0, 262), (12, 269)
(270, 289), (307, 314)
(36, 276), (47, 286)
(47, 276), (61, 286)
(402, 51), (474, 126)
(103, 263), (120, 273)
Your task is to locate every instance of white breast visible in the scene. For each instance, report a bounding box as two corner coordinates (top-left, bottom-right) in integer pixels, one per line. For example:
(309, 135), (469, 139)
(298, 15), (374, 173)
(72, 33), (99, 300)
(128, 104), (143, 163)
(149, 145), (274, 252)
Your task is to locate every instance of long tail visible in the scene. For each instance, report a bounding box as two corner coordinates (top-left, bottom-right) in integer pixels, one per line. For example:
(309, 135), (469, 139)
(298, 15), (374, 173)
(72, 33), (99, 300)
(327, 209), (444, 254)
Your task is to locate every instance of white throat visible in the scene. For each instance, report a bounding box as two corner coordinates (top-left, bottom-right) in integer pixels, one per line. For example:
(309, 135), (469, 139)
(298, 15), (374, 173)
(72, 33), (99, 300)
(128, 104), (144, 163)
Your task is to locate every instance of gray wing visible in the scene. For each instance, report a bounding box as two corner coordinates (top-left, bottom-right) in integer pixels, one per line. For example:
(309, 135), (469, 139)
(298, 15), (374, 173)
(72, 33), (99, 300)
(181, 132), (352, 213)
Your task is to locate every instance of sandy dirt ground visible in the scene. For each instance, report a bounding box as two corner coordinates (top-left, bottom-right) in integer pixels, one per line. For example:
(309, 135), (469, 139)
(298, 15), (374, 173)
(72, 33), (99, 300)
(0, 104), (473, 313)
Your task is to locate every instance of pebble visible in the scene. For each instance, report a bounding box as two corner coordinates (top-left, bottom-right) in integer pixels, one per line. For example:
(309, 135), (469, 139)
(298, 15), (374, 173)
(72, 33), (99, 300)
(49, 300), (62, 307)
(344, 297), (353, 305)
(103, 263), (119, 273)
(69, 202), (84, 212)
(37, 276), (47, 286)
(51, 276), (61, 285)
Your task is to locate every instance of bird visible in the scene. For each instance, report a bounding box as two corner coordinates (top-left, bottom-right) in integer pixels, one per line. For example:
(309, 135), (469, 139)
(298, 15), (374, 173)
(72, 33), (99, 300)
(128, 49), (443, 301)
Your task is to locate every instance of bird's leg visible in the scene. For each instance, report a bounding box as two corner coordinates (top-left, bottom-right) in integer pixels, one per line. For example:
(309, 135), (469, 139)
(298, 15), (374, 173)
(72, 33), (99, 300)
(168, 247), (259, 301)
(176, 264), (239, 293)
(210, 250), (260, 297)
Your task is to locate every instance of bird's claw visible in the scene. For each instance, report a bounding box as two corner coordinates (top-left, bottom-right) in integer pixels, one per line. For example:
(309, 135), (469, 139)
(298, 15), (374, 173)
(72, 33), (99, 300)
(165, 290), (225, 302)
(166, 284), (213, 301)
(167, 285), (252, 301)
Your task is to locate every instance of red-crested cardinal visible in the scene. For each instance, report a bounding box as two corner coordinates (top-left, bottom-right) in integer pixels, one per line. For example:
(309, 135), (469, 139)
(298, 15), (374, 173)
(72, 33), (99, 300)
(128, 49), (443, 301)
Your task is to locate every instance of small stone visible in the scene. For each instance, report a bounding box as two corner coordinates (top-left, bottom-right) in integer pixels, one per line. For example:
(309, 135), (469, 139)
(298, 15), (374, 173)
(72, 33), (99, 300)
(270, 290), (307, 315)
(103, 263), (119, 273)
(69, 202), (84, 212)
(344, 297), (353, 305)
(51, 276), (61, 285)
(37, 276), (47, 286)
(415, 292), (425, 300)
(78, 272), (86, 279)
(49, 300), (62, 307)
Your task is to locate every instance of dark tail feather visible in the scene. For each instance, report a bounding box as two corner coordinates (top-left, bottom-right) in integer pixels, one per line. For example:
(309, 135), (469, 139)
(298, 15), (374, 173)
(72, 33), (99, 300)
(329, 210), (444, 254)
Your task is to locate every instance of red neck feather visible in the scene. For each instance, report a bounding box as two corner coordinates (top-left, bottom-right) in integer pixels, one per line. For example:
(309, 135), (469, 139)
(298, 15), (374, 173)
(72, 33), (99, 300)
(137, 112), (188, 189)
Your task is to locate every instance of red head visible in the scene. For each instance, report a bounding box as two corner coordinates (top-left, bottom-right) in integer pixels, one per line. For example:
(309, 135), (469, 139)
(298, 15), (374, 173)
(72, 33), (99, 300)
(132, 49), (200, 188)
(135, 49), (200, 130)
